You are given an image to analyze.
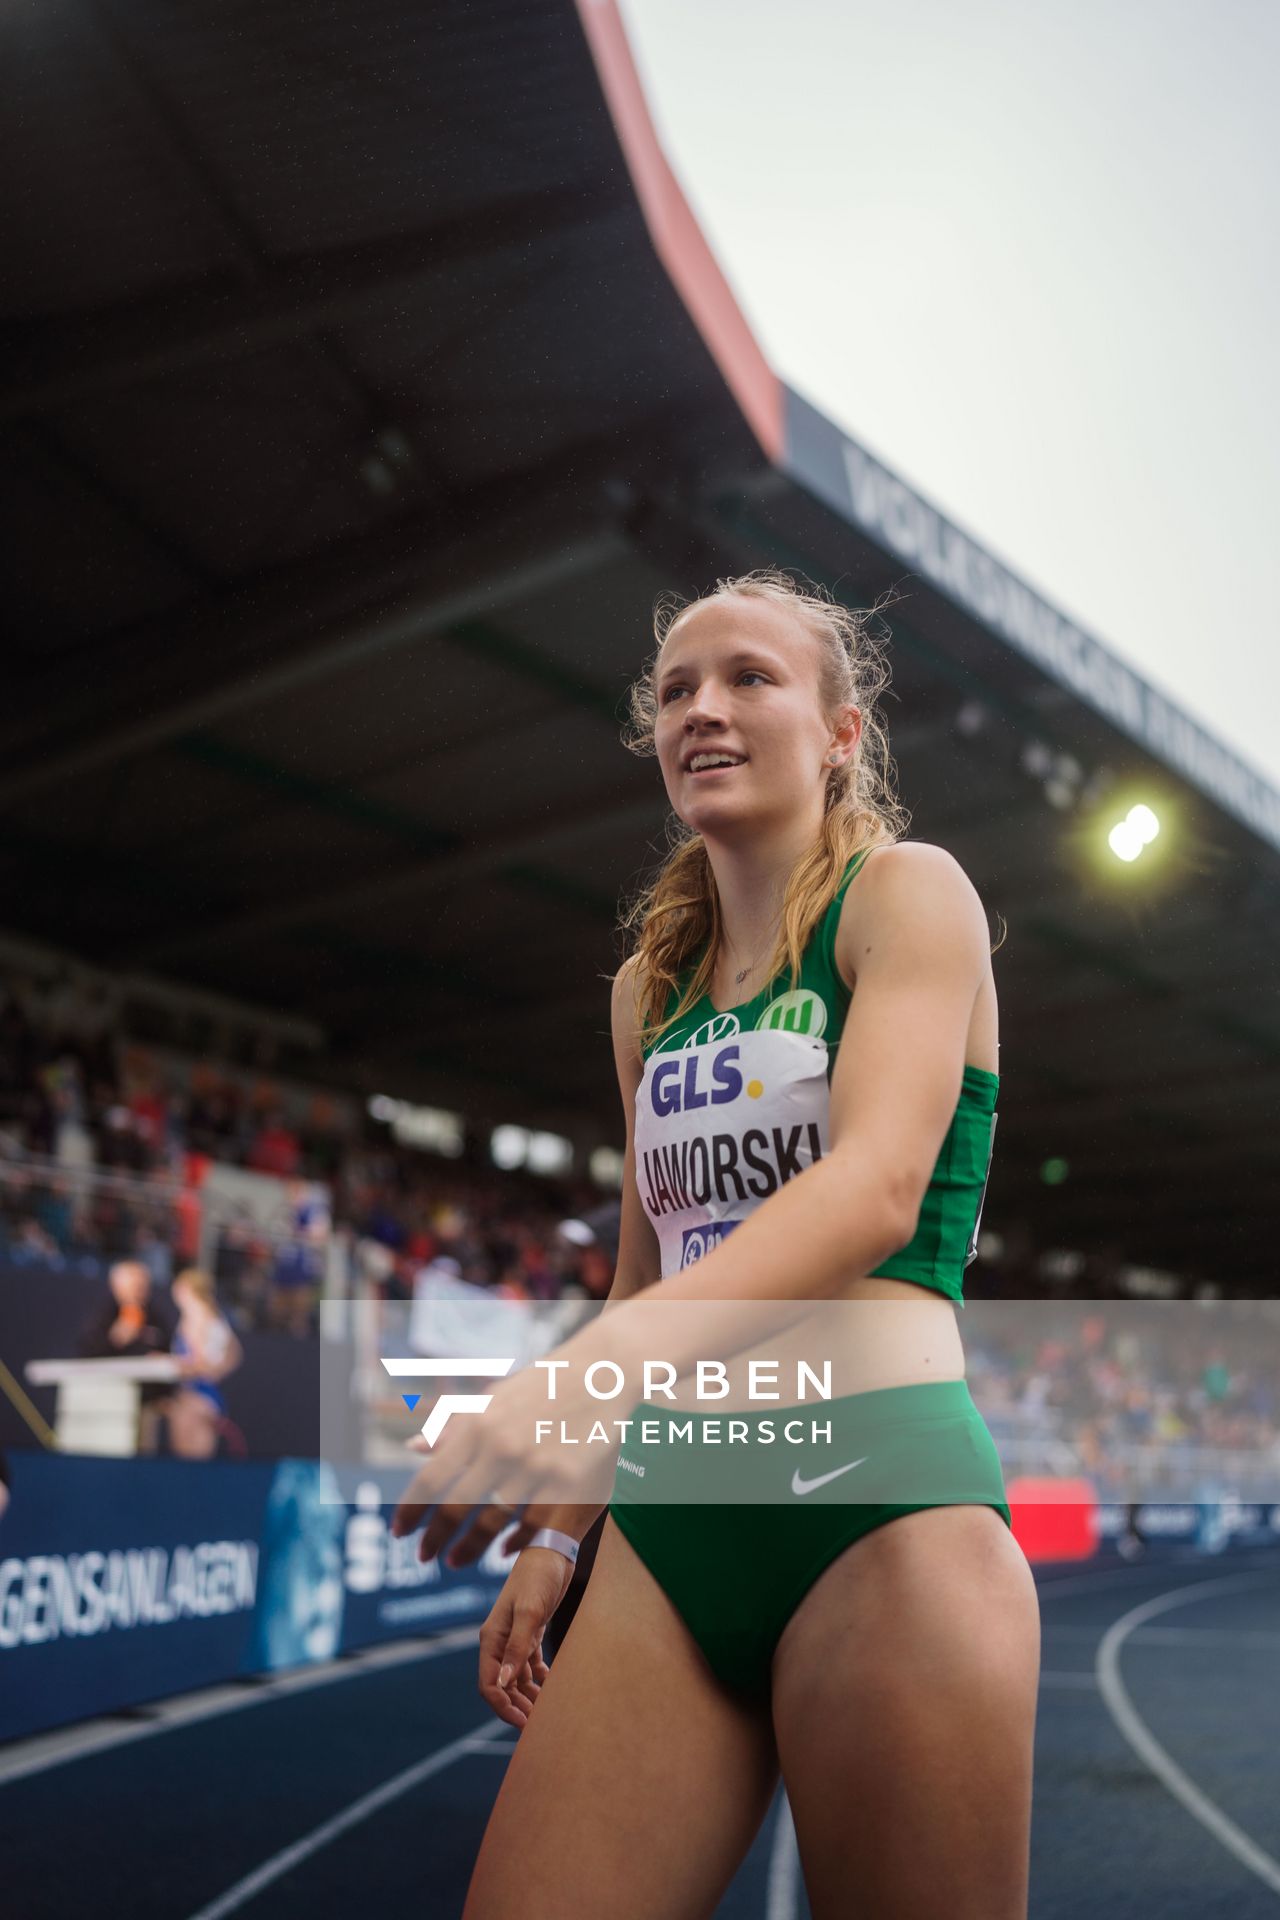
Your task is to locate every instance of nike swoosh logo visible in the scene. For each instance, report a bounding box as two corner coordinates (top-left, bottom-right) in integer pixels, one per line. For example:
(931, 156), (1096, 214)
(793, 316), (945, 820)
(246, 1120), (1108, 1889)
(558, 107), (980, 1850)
(791, 1456), (869, 1497)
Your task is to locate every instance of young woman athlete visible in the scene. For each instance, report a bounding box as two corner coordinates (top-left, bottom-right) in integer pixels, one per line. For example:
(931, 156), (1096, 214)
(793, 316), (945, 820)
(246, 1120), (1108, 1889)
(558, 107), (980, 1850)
(393, 569), (1041, 1919)
(165, 1266), (243, 1459)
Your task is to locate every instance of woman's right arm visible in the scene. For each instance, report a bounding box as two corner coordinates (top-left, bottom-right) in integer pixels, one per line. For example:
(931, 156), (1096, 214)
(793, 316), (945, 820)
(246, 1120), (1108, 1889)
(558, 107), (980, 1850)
(518, 952), (661, 1543)
(533, 956), (660, 1528)
(478, 958), (662, 1724)
(602, 951), (664, 1306)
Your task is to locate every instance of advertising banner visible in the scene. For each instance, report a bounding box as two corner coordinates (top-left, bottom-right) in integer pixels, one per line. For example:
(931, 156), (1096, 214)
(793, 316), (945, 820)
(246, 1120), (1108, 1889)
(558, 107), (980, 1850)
(0, 1450), (509, 1743)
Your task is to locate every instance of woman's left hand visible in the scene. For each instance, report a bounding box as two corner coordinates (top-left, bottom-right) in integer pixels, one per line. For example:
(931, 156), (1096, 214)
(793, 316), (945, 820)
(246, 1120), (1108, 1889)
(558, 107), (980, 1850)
(389, 1351), (619, 1568)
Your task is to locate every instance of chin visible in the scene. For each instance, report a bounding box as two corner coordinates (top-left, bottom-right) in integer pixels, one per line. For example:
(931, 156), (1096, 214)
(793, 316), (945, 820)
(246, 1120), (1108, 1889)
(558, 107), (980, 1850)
(681, 810), (758, 838)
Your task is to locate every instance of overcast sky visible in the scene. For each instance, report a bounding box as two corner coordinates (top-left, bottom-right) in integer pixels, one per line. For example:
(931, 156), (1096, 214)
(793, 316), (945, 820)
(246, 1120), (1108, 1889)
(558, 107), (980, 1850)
(618, 0), (1280, 787)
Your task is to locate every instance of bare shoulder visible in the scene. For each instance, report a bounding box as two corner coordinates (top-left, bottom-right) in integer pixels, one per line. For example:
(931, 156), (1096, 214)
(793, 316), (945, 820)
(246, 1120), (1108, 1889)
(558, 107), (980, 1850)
(834, 841), (989, 991)
(611, 950), (647, 1012)
(610, 952), (647, 1073)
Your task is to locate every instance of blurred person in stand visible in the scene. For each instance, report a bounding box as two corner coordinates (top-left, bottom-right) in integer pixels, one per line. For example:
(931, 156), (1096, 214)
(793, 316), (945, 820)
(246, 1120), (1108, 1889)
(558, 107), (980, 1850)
(184, 1075), (225, 1158)
(493, 1263), (531, 1303)
(42, 1055), (95, 1184)
(267, 1180), (328, 1336)
(248, 1107), (302, 1179)
(212, 1205), (256, 1321)
(127, 1068), (170, 1164)
(30, 1170), (76, 1256)
(516, 1231), (560, 1303)
(165, 1267), (243, 1459)
(134, 1216), (174, 1292)
(78, 1257), (175, 1454)
(98, 1102), (151, 1174)
(269, 1238), (318, 1334)
(173, 1156), (206, 1268)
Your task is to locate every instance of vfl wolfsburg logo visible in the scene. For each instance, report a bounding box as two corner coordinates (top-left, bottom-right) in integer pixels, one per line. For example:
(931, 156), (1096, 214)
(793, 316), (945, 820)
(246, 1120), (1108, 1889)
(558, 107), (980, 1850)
(756, 988), (828, 1039)
(679, 1011), (741, 1050)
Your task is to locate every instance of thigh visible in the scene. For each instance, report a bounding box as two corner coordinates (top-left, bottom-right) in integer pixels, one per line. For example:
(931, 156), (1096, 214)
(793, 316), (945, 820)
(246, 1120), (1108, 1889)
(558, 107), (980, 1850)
(165, 1392), (195, 1450)
(180, 1392), (219, 1457)
(463, 1515), (779, 1920)
(771, 1505), (1040, 1920)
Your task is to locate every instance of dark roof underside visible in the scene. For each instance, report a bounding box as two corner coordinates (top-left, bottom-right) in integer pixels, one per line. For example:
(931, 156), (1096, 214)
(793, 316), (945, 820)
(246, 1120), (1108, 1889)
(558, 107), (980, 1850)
(3, 0), (1279, 1294)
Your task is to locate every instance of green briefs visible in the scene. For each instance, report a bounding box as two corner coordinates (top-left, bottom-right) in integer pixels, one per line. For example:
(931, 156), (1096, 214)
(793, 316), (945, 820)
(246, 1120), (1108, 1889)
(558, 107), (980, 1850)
(608, 1377), (1011, 1699)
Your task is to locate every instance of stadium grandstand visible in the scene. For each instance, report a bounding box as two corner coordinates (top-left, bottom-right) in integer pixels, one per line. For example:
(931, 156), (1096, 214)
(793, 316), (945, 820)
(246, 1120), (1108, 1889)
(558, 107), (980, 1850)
(2, 4), (1278, 1916)
(2, 7), (1277, 1303)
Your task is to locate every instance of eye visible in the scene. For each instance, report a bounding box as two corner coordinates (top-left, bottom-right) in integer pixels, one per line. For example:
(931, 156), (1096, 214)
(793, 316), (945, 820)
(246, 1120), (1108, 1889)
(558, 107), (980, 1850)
(661, 670), (767, 704)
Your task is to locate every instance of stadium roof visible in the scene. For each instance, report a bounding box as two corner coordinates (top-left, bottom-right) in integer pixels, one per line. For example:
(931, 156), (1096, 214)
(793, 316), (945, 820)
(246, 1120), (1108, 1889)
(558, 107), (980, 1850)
(3, 0), (1278, 1292)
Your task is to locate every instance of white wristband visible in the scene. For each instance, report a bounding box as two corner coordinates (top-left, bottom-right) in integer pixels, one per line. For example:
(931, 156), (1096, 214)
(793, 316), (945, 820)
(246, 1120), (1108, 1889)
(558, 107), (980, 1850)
(526, 1527), (580, 1567)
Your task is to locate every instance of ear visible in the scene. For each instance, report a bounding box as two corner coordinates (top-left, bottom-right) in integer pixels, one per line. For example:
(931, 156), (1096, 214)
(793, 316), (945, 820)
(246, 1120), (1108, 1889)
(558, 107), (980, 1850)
(828, 703), (861, 762)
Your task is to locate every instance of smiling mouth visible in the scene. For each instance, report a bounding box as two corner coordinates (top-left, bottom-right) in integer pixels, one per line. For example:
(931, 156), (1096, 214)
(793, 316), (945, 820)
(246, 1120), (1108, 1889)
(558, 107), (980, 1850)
(686, 760), (746, 777)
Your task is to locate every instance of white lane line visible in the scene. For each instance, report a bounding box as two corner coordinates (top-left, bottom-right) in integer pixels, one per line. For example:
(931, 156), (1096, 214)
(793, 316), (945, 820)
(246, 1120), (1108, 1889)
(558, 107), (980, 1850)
(765, 1791), (800, 1920)
(1095, 1567), (1280, 1896)
(185, 1718), (510, 1920)
(0, 1629), (477, 1787)
(1046, 1624), (1280, 1650)
(1129, 1626), (1280, 1649)
(457, 1734), (518, 1756)
(1034, 1552), (1278, 1602)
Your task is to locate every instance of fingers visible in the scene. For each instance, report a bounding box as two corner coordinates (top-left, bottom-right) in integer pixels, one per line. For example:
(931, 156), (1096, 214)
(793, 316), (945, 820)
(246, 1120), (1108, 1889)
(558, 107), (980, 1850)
(422, 1499), (520, 1568)
(512, 1662), (542, 1722)
(392, 1448), (528, 1554)
(485, 1605), (552, 1728)
(390, 1445), (492, 1546)
(479, 1681), (523, 1729)
(486, 1658), (542, 1728)
(443, 1506), (523, 1569)
(479, 1613), (544, 1729)
(480, 1673), (537, 1730)
(389, 1452), (456, 1541)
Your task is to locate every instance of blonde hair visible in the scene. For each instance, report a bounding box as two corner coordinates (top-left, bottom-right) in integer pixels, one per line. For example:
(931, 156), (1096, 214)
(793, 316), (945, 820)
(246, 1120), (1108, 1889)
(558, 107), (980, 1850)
(617, 567), (910, 1054)
(174, 1266), (217, 1307)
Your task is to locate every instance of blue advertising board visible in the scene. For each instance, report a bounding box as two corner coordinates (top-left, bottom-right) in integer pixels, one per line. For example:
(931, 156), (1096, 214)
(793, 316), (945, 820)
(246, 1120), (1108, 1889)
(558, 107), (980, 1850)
(0, 1450), (510, 1743)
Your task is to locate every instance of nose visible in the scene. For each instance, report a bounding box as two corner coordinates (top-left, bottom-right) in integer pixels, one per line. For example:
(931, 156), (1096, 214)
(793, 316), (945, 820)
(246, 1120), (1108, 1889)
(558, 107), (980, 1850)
(681, 677), (730, 727)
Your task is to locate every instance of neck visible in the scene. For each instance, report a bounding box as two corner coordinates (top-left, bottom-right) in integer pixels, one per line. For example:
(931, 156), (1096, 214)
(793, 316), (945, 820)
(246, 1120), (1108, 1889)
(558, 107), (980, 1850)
(703, 809), (824, 965)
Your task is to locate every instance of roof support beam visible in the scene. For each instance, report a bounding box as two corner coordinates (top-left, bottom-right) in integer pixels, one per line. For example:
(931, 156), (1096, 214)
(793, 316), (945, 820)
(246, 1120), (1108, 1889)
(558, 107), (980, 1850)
(125, 779), (661, 967)
(0, 473), (631, 807)
(0, 186), (624, 424)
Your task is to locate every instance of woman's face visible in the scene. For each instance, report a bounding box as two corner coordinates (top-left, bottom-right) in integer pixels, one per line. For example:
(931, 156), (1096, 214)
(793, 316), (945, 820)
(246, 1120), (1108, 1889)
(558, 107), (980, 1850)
(654, 596), (857, 835)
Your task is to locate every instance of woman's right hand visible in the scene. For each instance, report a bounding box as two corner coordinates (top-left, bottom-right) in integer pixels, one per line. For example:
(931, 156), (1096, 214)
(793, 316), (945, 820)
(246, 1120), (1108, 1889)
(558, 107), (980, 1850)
(477, 1547), (575, 1730)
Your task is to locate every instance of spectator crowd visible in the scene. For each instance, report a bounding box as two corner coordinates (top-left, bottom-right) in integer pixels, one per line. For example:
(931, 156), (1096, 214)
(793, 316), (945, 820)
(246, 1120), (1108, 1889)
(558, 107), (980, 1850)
(0, 966), (616, 1341)
(3, 963), (1277, 1483)
(968, 1308), (1280, 1497)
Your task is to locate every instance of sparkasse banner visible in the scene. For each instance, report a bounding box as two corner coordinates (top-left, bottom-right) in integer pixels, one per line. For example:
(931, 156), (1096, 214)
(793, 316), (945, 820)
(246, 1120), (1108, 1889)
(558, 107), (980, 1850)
(0, 1452), (507, 1743)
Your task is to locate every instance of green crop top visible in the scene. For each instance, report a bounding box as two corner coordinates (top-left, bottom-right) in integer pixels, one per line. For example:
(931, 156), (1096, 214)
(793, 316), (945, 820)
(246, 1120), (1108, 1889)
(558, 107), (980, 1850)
(634, 848), (998, 1303)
